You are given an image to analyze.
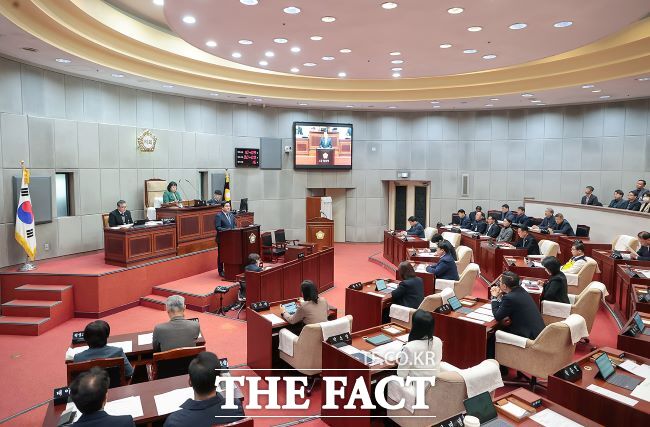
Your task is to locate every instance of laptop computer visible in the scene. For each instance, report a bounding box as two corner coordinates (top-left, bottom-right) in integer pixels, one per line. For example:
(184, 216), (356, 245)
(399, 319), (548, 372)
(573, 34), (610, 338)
(375, 279), (392, 293)
(448, 296), (473, 314)
(594, 353), (643, 390)
(463, 391), (512, 427)
(633, 313), (650, 335)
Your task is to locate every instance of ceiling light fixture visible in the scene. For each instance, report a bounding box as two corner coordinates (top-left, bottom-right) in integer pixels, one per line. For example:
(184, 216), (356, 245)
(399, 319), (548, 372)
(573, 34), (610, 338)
(591, 89), (602, 93)
(554, 21), (573, 28)
(55, 58), (71, 63)
(482, 54), (497, 59)
(290, 46), (301, 53)
(439, 44), (452, 48)
(303, 62), (316, 67)
(392, 72), (401, 78)
(232, 52), (242, 58)
(346, 105), (354, 108)
(265, 51), (275, 57)
(388, 106), (397, 109)
(182, 16), (196, 24)
(467, 26), (482, 32)
(153, 0), (164, 6)
(432, 105), (441, 108)
(389, 51), (401, 56)
(111, 73), (124, 78)
(521, 93), (534, 97)
(254, 98), (262, 102)
(391, 59), (404, 64)
(284, 6), (301, 14)
(321, 16), (336, 23)
(290, 67), (300, 73)
(463, 49), (478, 54)
(509, 23), (527, 30)
(391, 67), (403, 71)
(635, 77), (650, 81)
(447, 7), (464, 14)
(298, 102), (309, 106)
(338, 72), (347, 77)
(310, 35), (323, 41)
(485, 104), (494, 107)
(210, 93), (219, 96)
(382, 2), (398, 9)
(430, 101), (439, 104)
(581, 84), (595, 89)
(322, 56), (334, 60)
(274, 38), (288, 44)
(600, 95), (611, 99)
(162, 84), (174, 88)
(238, 39), (253, 45)
(490, 98), (499, 101)
(205, 40), (217, 47)
(531, 100), (542, 103)
(240, 0), (258, 5)
(340, 48), (351, 53)
(258, 60), (268, 66)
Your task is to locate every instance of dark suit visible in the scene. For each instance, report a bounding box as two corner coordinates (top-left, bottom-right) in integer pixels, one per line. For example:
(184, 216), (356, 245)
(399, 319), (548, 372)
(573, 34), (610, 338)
(152, 316), (201, 352)
(492, 286), (545, 340)
(215, 211), (237, 274)
(73, 346), (133, 377)
(163, 394), (245, 427)
(457, 216), (471, 229)
(637, 245), (650, 261)
(500, 211), (516, 222)
(426, 253), (460, 280)
(406, 222), (425, 238)
(515, 234), (540, 255)
(553, 220), (575, 236)
(484, 223), (500, 238)
(73, 410), (134, 427)
(581, 194), (599, 206)
(471, 220), (487, 234)
(512, 214), (529, 227)
(391, 277), (424, 309)
(627, 201), (641, 211)
(632, 188), (649, 201)
(206, 198), (225, 206)
(108, 209), (133, 227)
(608, 199), (628, 209)
(538, 216), (557, 230)
(541, 273), (570, 304)
(468, 211), (481, 224)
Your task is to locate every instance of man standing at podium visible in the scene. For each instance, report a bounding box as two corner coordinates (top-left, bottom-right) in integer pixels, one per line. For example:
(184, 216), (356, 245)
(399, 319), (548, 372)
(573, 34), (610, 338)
(215, 202), (236, 277)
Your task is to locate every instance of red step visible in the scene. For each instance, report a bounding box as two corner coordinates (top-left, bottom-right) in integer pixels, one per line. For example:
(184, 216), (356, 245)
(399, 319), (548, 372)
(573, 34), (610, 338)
(2, 300), (61, 317)
(140, 294), (167, 311)
(0, 284), (74, 336)
(0, 316), (49, 336)
(14, 284), (72, 301)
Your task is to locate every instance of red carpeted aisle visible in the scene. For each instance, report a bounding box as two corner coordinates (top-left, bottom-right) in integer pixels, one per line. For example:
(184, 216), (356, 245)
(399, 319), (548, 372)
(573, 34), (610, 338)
(0, 243), (620, 426)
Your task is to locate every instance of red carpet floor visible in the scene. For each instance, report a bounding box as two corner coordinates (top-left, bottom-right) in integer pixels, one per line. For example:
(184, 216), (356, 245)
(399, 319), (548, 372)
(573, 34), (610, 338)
(0, 252), (122, 275)
(0, 243), (620, 426)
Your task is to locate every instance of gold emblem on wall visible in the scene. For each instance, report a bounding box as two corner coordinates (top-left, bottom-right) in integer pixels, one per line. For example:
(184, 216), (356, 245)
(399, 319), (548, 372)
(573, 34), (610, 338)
(316, 230), (325, 240)
(137, 129), (157, 152)
(249, 233), (256, 244)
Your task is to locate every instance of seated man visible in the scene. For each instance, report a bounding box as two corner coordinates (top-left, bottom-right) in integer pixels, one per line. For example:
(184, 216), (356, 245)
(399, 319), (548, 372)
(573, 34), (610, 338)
(425, 240), (460, 280)
(581, 186), (600, 206)
(484, 215), (501, 238)
(608, 190), (628, 209)
(470, 211), (487, 234)
(514, 226), (540, 255)
(206, 190), (224, 206)
(455, 209), (471, 229)
(561, 240), (587, 274)
(429, 233), (444, 251)
(496, 218), (514, 242)
(404, 216), (425, 238)
(488, 271), (545, 358)
(108, 200), (133, 227)
(152, 295), (201, 353)
(499, 204), (516, 222)
(630, 231), (650, 261)
(632, 179), (649, 201)
(468, 205), (482, 225)
(164, 352), (245, 427)
(626, 191), (641, 211)
(74, 321), (133, 378)
(70, 367), (135, 426)
(512, 206), (529, 227)
(552, 213), (575, 236)
(533, 207), (556, 231)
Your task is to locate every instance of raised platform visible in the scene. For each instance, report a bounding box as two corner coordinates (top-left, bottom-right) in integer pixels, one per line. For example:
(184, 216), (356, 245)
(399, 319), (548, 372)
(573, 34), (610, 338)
(368, 251), (397, 274)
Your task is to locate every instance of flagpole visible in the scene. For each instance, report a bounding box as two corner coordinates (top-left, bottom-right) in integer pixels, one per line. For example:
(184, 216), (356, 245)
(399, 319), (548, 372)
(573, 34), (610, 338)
(16, 160), (37, 272)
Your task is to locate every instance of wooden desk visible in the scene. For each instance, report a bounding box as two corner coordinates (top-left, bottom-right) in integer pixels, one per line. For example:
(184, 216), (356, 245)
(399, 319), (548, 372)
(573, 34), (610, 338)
(558, 236), (609, 264)
(345, 279), (394, 332)
(383, 231), (429, 267)
(285, 245), (307, 261)
(616, 263), (650, 319)
(591, 250), (650, 304)
(398, 261), (436, 297)
(548, 347), (650, 426)
(246, 299), (337, 377)
(156, 205), (218, 254)
(322, 323), (409, 427)
(433, 297), (497, 369)
(42, 374), (253, 426)
(407, 248), (441, 263)
(489, 275), (544, 309)
(630, 284), (650, 316)
(460, 231), (491, 266)
(617, 312), (650, 358)
(503, 256), (550, 280)
(480, 242), (528, 282)
(103, 223), (177, 267)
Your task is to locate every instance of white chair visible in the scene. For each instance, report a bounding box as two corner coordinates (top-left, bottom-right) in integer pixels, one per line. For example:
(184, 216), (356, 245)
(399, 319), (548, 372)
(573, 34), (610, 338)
(455, 246), (473, 274)
(612, 235), (640, 252)
(538, 239), (560, 258)
(442, 232), (461, 248)
(565, 257), (600, 295)
(424, 227), (436, 242)
(435, 263), (479, 299)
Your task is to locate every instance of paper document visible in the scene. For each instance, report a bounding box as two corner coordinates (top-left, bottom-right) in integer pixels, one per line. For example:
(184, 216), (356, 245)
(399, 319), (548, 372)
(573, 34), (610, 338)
(619, 360), (650, 379)
(415, 264), (428, 273)
(367, 292), (388, 298)
(109, 340), (133, 353)
(105, 396), (144, 418)
(475, 307), (494, 316)
(465, 312), (494, 322)
(631, 379), (650, 402)
(395, 334), (409, 342)
(261, 314), (285, 325)
(137, 333), (153, 346)
(154, 387), (194, 415)
(65, 346), (89, 360)
(386, 282), (398, 289)
(369, 340), (404, 362)
(337, 345), (361, 355)
(586, 384), (638, 406)
(636, 270), (650, 279)
(499, 401), (528, 419)
(459, 317), (485, 325)
(530, 408), (584, 427)
(383, 326), (402, 335)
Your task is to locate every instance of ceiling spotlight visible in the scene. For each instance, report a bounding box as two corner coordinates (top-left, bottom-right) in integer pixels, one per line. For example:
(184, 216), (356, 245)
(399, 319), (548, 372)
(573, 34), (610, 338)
(274, 38), (288, 44)
(346, 105), (355, 108)
(482, 54), (497, 59)
(238, 39), (253, 45)
(485, 104), (494, 107)
(258, 60), (268, 66)
(232, 52), (242, 58)
(591, 89), (602, 93)
(253, 98), (262, 102)
(182, 15), (196, 24)
(321, 16), (336, 23)
(340, 48), (352, 53)
(392, 72), (401, 78)
(298, 102), (309, 106)
(600, 95), (611, 99)
(509, 23), (527, 30)
(582, 84), (595, 89)
(240, 0), (258, 5)
(290, 47), (301, 53)
(322, 56), (334, 61)
(290, 67), (300, 73)
(468, 26), (482, 32)
(111, 73), (124, 78)
(521, 93), (534, 97)
(382, 2), (398, 9)
(205, 40), (217, 47)
(531, 100), (542, 103)
(430, 101), (439, 104)
(388, 106), (397, 109)
(210, 93), (219, 96)
(490, 98), (499, 101)
(432, 105), (441, 108)
(265, 51), (275, 57)
(153, 0), (164, 5)
(303, 62), (316, 67)
(163, 84), (174, 88)
(390, 51), (401, 56)
(448, 7), (464, 14)
(338, 72), (347, 77)
(537, 103), (546, 106)
(636, 77), (650, 81)
(439, 44), (452, 48)
(310, 35), (323, 41)
(554, 21), (573, 28)
(463, 49), (478, 54)
(391, 59), (404, 64)
(391, 67), (403, 71)
(55, 58), (71, 63)
(284, 6), (301, 14)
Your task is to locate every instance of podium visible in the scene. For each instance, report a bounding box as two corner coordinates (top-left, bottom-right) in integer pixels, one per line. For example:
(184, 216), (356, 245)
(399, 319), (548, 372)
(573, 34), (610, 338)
(316, 148), (335, 166)
(306, 217), (334, 252)
(219, 225), (261, 280)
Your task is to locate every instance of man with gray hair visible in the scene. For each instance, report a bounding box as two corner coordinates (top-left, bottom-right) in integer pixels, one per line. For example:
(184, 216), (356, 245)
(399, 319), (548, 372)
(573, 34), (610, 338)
(152, 295), (201, 352)
(108, 200), (133, 227)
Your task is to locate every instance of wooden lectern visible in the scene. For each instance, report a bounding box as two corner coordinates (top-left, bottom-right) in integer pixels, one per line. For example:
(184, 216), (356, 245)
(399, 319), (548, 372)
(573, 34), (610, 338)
(306, 217), (334, 252)
(219, 225), (262, 281)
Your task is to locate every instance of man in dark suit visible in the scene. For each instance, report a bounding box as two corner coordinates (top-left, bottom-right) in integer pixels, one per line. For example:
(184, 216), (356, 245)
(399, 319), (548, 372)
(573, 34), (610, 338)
(514, 226), (540, 255)
(73, 320), (133, 378)
(632, 179), (649, 201)
(164, 352), (245, 427)
(488, 271), (545, 358)
(152, 295), (201, 352)
(608, 190), (628, 209)
(405, 216), (425, 238)
(626, 191), (641, 211)
(497, 218), (514, 242)
(512, 206), (529, 227)
(581, 186), (600, 206)
(206, 190), (224, 206)
(70, 367), (135, 427)
(215, 202), (237, 277)
(470, 211), (487, 234)
(552, 213), (575, 236)
(500, 204), (516, 222)
(536, 207), (557, 231)
(631, 231), (650, 261)
(484, 215), (500, 238)
(108, 200), (133, 227)
(468, 205), (482, 225)
(455, 209), (471, 229)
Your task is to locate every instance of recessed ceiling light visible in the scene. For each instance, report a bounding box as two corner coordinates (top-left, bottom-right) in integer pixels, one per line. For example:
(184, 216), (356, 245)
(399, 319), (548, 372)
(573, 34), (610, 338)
(240, 0), (258, 5)
(182, 16), (196, 24)
(382, 2), (398, 9)
(482, 54), (497, 59)
(440, 44), (452, 49)
(274, 38), (288, 44)
(290, 46), (301, 53)
(55, 58), (71, 63)
(153, 0), (164, 5)
(340, 48), (352, 53)
(163, 84), (174, 88)
(531, 100), (542, 103)
(600, 95), (611, 99)
(582, 84), (595, 89)
(537, 103), (546, 106)
(591, 89), (602, 93)
(253, 98), (262, 102)
(391, 67), (403, 71)
(389, 51), (401, 56)
(338, 72), (347, 77)
(392, 72), (401, 78)
(284, 6), (301, 14)
(388, 106), (397, 109)
(448, 7), (464, 14)
(485, 104), (494, 107)
(265, 51), (275, 57)
(205, 40), (217, 47)
(232, 52), (242, 58)
(391, 59), (404, 64)
(636, 77), (650, 81)
(430, 101), (439, 104)
(468, 26), (482, 32)
(321, 16), (336, 23)
(463, 49), (478, 54)
(554, 21), (573, 28)
(290, 67), (300, 73)
(432, 105), (441, 108)
(322, 56), (334, 61)
(509, 23), (527, 30)
(490, 98), (499, 101)
(238, 39), (253, 45)
(346, 105), (354, 108)
(298, 102), (309, 106)
(258, 60), (268, 66)
(210, 93), (219, 96)
(303, 62), (316, 67)
(310, 35), (323, 41)
(111, 73), (124, 78)
(521, 93), (534, 97)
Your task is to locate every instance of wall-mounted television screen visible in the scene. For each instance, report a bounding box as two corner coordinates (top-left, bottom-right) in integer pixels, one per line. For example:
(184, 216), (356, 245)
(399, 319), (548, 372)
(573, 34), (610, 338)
(293, 122), (352, 170)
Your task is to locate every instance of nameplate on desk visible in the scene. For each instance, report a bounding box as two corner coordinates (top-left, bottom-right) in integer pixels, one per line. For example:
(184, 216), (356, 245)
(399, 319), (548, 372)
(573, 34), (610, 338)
(219, 358), (229, 370)
(297, 252), (305, 259)
(327, 332), (352, 346)
(432, 414), (464, 427)
(53, 386), (71, 405)
(554, 362), (582, 382)
(348, 282), (363, 290)
(71, 331), (85, 344)
(251, 301), (270, 312)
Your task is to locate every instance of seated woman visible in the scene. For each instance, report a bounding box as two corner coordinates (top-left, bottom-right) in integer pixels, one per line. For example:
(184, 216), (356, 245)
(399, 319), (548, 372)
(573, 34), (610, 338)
(392, 261), (425, 309)
(73, 320), (133, 378)
(540, 256), (570, 304)
(426, 240), (460, 280)
(280, 280), (330, 330)
(163, 181), (183, 204)
(397, 310), (442, 378)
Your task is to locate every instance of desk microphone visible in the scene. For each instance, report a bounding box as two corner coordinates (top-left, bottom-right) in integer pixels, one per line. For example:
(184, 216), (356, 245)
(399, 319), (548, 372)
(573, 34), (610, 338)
(184, 179), (199, 200)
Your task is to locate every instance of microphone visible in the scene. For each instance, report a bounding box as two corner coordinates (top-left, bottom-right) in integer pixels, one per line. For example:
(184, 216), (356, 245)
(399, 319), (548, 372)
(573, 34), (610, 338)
(184, 179), (199, 200)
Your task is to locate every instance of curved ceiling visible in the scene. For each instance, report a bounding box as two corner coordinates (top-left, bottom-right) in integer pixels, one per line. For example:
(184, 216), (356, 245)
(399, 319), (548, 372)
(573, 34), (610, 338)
(0, 0), (648, 111)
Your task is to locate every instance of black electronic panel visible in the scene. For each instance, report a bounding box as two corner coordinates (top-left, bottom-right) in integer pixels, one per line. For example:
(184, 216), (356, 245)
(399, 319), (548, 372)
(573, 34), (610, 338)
(414, 186), (428, 227)
(235, 148), (259, 167)
(395, 186), (407, 231)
